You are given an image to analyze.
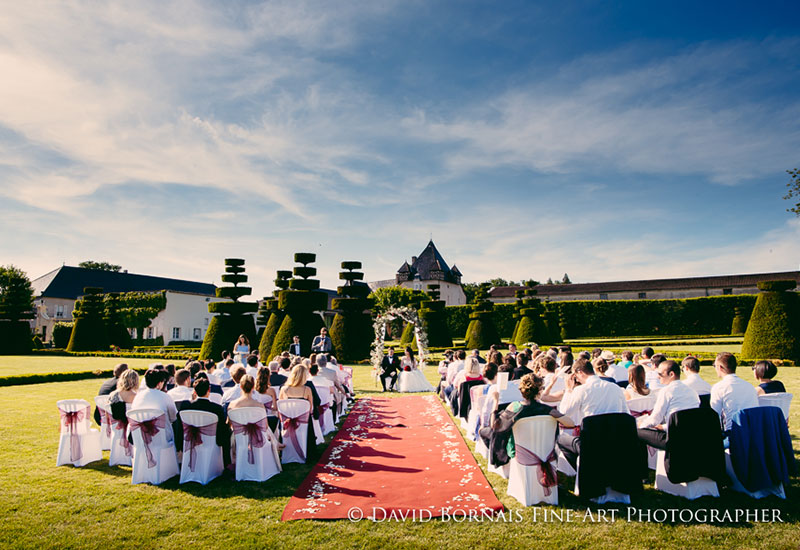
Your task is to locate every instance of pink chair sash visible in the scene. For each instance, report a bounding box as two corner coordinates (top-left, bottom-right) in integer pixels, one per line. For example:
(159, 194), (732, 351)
(280, 411), (310, 462)
(515, 446), (558, 496)
(317, 402), (331, 432)
(59, 406), (88, 462)
(98, 408), (112, 438)
(112, 418), (132, 456)
(629, 409), (652, 418)
(182, 422), (217, 471)
(230, 418), (268, 464)
(128, 415), (166, 467)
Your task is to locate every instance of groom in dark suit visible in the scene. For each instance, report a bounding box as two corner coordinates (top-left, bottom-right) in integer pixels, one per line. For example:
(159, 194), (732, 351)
(380, 347), (400, 391)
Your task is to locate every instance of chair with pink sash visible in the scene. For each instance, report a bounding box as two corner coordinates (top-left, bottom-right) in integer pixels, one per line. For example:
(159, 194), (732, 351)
(56, 399), (102, 467)
(315, 386), (336, 436)
(127, 408), (179, 485)
(467, 385), (487, 442)
(94, 396), (113, 451)
(109, 402), (133, 467)
(179, 410), (224, 485)
(278, 399), (312, 464)
(228, 406), (281, 482)
(507, 416), (559, 506)
(627, 395), (658, 470)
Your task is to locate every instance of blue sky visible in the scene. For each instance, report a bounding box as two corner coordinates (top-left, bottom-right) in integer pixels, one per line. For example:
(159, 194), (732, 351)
(1, 1), (799, 298)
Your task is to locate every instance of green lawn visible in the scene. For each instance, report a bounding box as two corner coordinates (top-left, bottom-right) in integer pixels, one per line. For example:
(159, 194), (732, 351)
(0, 356), (165, 378)
(0, 360), (797, 549)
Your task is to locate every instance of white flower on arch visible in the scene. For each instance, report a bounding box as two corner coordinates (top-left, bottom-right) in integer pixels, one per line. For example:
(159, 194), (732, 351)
(370, 307), (429, 381)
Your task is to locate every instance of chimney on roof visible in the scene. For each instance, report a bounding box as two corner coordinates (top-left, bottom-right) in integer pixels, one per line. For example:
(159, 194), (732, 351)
(123, 270), (128, 273)
(411, 256), (417, 264)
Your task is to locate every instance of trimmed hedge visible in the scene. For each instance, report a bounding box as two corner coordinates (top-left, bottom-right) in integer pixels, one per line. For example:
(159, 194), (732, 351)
(330, 261), (373, 362)
(52, 322), (73, 349)
(32, 349), (197, 360)
(0, 321), (33, 355)
(731, 307), (747, 336)
(741, 281), (800, 361)
(67, 288), (108, 352)
(200, 259), (258, 360)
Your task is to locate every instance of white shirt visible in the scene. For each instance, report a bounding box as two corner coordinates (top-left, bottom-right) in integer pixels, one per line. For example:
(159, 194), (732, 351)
(637, 379), (700, 431)
(167, 385), (194, 404)
(606, 363), (628, 383)
(207, 371), (222, 386)
(558, 375), (628, 425)
(216, 365), (232, 383)
(683, 373), (711, 396)
(446, 360), (465, 386)
(245, 365), (259, 378)
(710, 373), (759, 431)
(131, 387), (178, 441)
(221, 385), (242, 405)
(645, 367), (664, 390)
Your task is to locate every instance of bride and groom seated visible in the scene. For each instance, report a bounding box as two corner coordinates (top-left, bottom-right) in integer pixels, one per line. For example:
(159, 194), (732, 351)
(379, 346), (434, 392)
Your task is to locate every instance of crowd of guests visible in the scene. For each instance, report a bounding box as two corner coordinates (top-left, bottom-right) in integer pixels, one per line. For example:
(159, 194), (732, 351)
(93, 331), (352, 474)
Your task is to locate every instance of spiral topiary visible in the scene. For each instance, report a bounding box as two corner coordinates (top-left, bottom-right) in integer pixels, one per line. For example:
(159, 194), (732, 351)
(67, 287), (109, 351)
(330, 261), (373, 361)
(200, 259), (258, 360)
(270, 254), (328, 357)
(464, 283), (499, 349)
(741, 280), (800, 362)
(731, 306), (748, 336)
(258, 271), (291, 359)
(514, 288), (548, 347)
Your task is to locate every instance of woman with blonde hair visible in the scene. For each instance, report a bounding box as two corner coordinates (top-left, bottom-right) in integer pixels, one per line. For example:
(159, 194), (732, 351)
(108, 369), (139, 420)
(279, 365), (314, 411)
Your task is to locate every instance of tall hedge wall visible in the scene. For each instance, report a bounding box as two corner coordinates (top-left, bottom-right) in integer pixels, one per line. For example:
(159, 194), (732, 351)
(444, 294), (757, 339)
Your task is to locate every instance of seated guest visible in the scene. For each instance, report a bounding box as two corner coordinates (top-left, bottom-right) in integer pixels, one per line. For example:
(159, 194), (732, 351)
(280, 365), (317, 449)
(477, 362), (499, 431)
(245, 354), (259, 378)
(472, 349), (486, 364)
(640, 347), (655, 368)
(194, 371), (223, 403)
(646, 353), (667, 390)
(108, 369), (139, 420)
(221, 359), (237, 388)
(538, 355), (565, 403)
(753, 360), (786, 395)
(710, 352), (759, 432)
(617, 350), (634, 370)
(452, 356), (483, 391)
(480, 374), (574, 465)
(602, 351), (627, 383)
(681, 355), (711, 396)
(483, 362), (522, 416)
(316, 354), (347, 397)
(187, 361), (203, 380)
(222, 366), (247, 406)
(131, 368), (178, 442)
(164, 364), (176, 391)
(624, 364), (651, 400)
(177, 377), (232, 468)
(636, 360), (700, 450)
(591, 348), (602, 360)
(592, 357), (616, 383)
(167, 368), (194, 404)
(437, 350), (454, 393)
(270, 360), (288, 387)
(556, 358), (628, 469)
(512, 353), (533, 381)
(228, 375), (262, 410)
(94, 363), (128, 425)
(206, 360), (222, 385)
(487, 349), (502, 367)
(253, 366), (279, 431)
(443, 350), (467, 399)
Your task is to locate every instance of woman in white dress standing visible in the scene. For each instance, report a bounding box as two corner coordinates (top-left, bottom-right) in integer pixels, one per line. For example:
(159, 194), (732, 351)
(398, 346), (435, 392)
(233, 334), (250, 365)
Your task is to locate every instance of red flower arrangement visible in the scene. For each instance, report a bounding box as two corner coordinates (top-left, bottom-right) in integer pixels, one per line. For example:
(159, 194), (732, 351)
(404, 366), (411, 372)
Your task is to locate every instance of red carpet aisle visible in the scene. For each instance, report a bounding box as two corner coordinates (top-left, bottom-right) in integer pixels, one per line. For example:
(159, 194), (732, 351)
(281, 395), (504, 520)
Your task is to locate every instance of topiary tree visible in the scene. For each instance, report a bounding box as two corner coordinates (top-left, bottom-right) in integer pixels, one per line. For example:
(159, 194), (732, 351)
(559, 309), (570, 341)
(270, 254), (328, 357)
(0, 265), (35, 355)
(52, 322), (73, 349)
(731, 306), (748, 336)
(103, 292), (132, 349)
(67, 287), (109, 351)
(515, 288), (548, 347)
(510, 289), (525, 342)
(543, 302), (561, 344)
(465, 283), (499, 349)
(741, 280), (800, 362)
(330, 261), (373, 362)
(118, 291), (167, 343)
(400, 293), (426, 349)
(200, 259), (258, 360)
(419, 283), (453, 348)
(255, 298), (271, 343)
(258, 270), (291, 359)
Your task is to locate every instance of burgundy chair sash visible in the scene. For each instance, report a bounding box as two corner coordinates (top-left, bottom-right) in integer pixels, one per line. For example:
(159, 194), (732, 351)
(514, 446), (558, 496)
(630, 409), (652, 418)
(128, 415), (166, 468)
(112, 418), (132, 456)
(59, 406), (88, 462)
(182, 422), (217, 471)
(98, 408), (112, 438)
(280, 411), (310, 462)
(230, 418), (268, 464)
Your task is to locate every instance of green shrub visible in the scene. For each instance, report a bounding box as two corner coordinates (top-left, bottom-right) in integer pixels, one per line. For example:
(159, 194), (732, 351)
(464, 285), (499, 349)
(330, 261), (373, 361)
(103, 293), (132, 349)
(400, 322), (416, 347)
(731, 307), (747, 336)
(741, 281), (800, 362)
(52, 322), (73, 349)
(0, 321), (32, 355)
(67, 287), (108, 352)
(200, 259), (258, 360)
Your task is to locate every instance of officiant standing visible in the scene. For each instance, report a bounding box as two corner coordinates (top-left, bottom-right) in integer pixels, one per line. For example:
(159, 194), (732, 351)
(380, 347), (401, 392)
(312, 327), (332, 354)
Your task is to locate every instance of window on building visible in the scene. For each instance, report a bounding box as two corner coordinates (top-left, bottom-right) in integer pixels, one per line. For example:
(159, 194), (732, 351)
(193, 328), (201, 340)
(599, 293), (608, 300)
(172, 327), (181, 340)
(147, 327), (154, 339)
(42, 326), (47, 340)
(638, 292), (646, 299)
(722, 288), (732, 295)
(413, 282), (421, 290)
(56, 304), (64, 318)
(204, 317), (209, 326)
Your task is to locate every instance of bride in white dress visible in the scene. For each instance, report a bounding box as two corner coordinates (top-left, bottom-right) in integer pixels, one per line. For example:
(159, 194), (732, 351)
(398, 347), (435, 393)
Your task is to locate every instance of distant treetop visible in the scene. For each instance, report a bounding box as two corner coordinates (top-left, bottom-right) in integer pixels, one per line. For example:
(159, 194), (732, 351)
(79, 261), (122, 272)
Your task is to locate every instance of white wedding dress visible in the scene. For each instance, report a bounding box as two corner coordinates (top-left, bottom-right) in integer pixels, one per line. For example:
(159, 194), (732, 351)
(398, 358), (435, 393)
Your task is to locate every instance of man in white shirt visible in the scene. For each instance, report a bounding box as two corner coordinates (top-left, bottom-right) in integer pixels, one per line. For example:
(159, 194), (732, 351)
(167, 369), (194, 404)
(445, 350), (467, 388)
(221, 365), (247, 407)
(602, 350), (627, 383)
(557, 358), (629, 468)
(681, 355), (711, 396)
(216, 352), (232, 384)
(131, 369), (179, 442)
(710, 352), (758, 432)
(245, 354), (259, 378)
(637, 360), (700, 449)
(315, 354), (347, 400)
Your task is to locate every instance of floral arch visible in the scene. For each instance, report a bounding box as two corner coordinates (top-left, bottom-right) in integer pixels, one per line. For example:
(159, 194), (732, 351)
(370, 306), (429, 372)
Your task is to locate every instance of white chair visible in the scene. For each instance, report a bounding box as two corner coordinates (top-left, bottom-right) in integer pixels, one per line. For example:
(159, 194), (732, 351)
(466, 386), (487, 441)
(758, 393), (792, 422)
(127, 408), (179, 485)
(507, 416), (559, 506)
(179, 410), (223, 485)
(654, 450), (719, 499)
(343, 366), (354, 394)
(109, 402), (133, 467)
(278, 399), (312, 464)
(208, 393), (223, 405)
(627, 395), (658, 470)
(228, 407), (281, 482)
(56, 399), (102, 467)
(316, 386), (336, 436)
(94, 395), (113, 451)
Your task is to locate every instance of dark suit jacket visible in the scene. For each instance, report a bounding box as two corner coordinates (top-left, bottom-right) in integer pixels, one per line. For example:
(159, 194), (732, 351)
(665, 407), (726, 485)
(176, 398), (231, 450)
(511, 367), (533, 381)
(381, 355), (400, 375)
(94, 377), (119, 425)
(270, 373), (288, 387)
(289, 343), (302, 356)
(209, 383), (224, 396)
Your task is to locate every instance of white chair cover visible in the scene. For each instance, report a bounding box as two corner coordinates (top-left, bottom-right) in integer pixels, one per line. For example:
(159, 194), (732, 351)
(655, 450), (719, 499)
(627, 395), (658, 470)
(179, 410), (224, 485)
(507, 416), (559, 506)
(278, 399), (312, 464)
(758, 393), (792, 421)
(466, 386), (487, 441)
(127, 408), (179, 485)
(208, 393), (223, 405)
(315, 386), (336, 436)
(724, 448), (786, 499)
(56, 399), (102, 467)
(343, 366), (354, 394)
(109, 402), (133, 467)
(94, 395), (113, 451)
(228, 407), (281, 482)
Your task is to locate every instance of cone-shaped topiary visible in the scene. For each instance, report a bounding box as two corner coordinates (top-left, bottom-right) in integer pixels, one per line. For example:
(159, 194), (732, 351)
(420, 284), (453, 347)
(330, 261), (373, 362)
(559, 309), (570, 341)
(271, 254), (327, 357)
(258, 271), (291, 359)
(52, 322), (73, 349)
(200, 259), (258, 360)
(543, 302), (560, 344)
(464, 283), (499, 349)
(67, 287), (109, 351)
(510, 289), (524, 342)
(104, 293), (132, 348)
(731, 306), (748, 336)
(741, 280), (800, 362)
(515, 288), (547, 347)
